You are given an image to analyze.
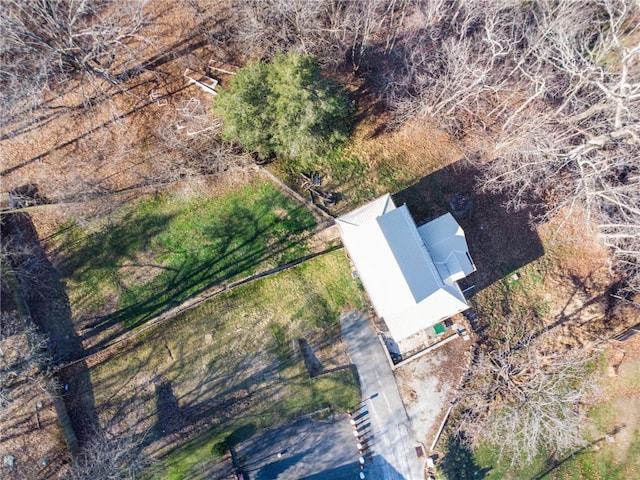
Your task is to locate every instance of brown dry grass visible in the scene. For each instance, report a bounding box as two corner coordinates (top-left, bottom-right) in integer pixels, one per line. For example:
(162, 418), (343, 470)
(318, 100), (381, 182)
(351, 117), (460, 177)
(324, 110), (463, 214)
(0, 287), (68, 479)
(535, 210), (629, 351)
(0, 0), (234, 235)
(540, 209), (611, 280)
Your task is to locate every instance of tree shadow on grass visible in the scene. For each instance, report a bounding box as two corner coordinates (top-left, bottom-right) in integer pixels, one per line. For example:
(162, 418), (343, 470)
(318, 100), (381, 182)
(227, 424), (258, 447)
(392, 159), (545, 293)
(441, 435), (492, 480)
(1, 213), (99, 446)
(56, 209), (176, 284)
(154, 380), (186, 437)
(91, 296), (345, 454)
(59, 193), (316, 352)
(82, 228), (313, 353)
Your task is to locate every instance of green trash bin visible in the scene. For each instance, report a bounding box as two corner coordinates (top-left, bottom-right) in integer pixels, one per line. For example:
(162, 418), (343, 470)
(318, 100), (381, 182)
(433, 323), (446, 335)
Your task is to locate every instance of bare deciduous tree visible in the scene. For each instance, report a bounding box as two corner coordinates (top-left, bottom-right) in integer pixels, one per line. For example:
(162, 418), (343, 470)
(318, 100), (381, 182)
(381, 0), (640, 294)
(226, 0), (409, 68)
(68, 429), (151, 480)
(0, 0), (150, 126)
(458, 323), (599, 465)
(479, 0), (640, 293)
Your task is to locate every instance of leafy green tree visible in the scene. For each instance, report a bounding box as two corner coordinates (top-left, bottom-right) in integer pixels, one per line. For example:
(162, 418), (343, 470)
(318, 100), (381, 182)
(214, 61), (273, 159)
(214, 52), (354, 169)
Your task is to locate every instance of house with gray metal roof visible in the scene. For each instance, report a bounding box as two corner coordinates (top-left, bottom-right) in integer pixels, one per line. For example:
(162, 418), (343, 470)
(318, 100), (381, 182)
(336, 194), (475, 341)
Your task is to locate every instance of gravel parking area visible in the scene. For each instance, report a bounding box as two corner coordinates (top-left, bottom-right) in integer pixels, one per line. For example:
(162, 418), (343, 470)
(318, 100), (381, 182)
(394, 335), (472, 449)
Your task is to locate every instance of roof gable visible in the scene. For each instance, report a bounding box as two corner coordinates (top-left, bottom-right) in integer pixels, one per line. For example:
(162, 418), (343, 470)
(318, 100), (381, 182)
(337, 193), (396, 227)
(418, 212), (475, 279)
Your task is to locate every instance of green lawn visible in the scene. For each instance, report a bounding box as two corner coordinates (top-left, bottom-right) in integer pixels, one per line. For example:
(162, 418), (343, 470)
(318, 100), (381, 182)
(89, 250), (366, 479)
(50, 181), (316, 328)
(49, 177), (368, 477)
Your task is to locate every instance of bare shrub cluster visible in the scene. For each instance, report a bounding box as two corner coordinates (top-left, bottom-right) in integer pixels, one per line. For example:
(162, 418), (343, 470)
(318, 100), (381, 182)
(68, 429), (151, 480)
(224, 0), (410, 68)
(153, 96), (251, 183)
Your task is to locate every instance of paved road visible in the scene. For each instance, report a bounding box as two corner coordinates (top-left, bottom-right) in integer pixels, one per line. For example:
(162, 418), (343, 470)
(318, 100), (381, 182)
(236, 416), (362, 479)
(234, 311), (423, 480)
(341, 311), (424, 480)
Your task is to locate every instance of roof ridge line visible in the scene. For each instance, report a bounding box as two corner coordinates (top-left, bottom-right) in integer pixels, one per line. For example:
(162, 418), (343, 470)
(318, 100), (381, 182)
(398, 205), (444, 290)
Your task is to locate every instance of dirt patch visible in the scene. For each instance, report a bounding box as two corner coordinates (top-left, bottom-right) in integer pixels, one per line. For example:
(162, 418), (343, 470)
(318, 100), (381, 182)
(118, 250), (166, 290)
(402, 387), (419, 402)
(608, 396), (640, 463)
(531, 212), (632, 352)
(307, 225), (341, 253)
(395, 335), (472, 449)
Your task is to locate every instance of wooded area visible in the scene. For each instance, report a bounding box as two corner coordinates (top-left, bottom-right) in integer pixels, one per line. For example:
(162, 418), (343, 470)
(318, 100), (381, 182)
(1, 0), (639, 477)
(2, 0), (637, 293)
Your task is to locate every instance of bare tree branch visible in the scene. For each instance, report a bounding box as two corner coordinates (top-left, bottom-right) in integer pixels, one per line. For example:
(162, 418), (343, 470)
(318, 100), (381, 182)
(379, 0), (639, 293)
(68, 428), (151, 480)
(0, 0), (150, 127)
(458, 319), (599, 465)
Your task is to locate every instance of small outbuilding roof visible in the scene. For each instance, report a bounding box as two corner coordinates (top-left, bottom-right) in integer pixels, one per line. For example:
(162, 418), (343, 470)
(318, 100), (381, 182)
(336, 194), (475, 341)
